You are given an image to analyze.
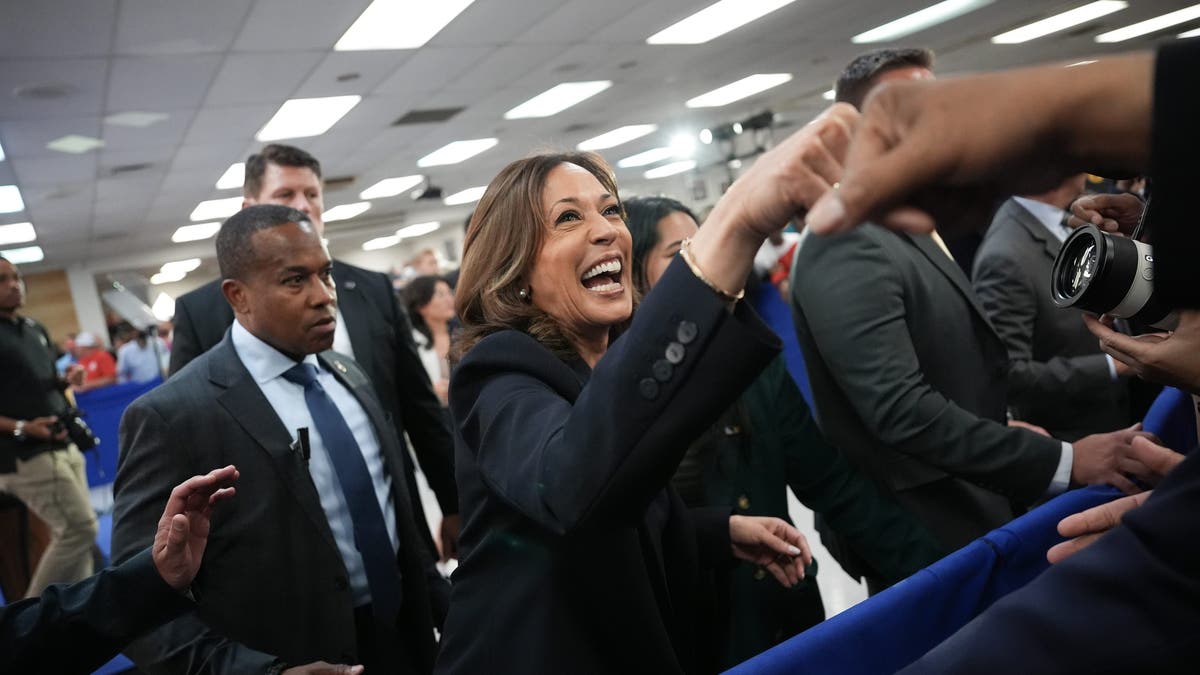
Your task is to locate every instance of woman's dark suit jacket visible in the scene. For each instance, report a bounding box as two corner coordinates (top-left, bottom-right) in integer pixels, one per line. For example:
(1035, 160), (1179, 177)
(434, 258), (781, 674)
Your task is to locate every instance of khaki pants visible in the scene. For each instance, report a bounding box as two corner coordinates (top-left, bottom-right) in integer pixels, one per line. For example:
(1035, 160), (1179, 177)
(0, 446), (97, 597)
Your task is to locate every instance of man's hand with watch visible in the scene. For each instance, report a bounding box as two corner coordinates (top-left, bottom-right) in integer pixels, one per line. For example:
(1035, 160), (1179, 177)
(10, 416), (66, 442)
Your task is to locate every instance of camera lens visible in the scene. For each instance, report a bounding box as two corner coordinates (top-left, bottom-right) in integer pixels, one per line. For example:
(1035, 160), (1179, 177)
(1051, 224), (1171, 327)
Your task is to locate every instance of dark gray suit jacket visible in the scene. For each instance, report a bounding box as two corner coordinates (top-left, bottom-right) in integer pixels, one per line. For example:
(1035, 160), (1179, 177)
(790, 224), (1063, 551)
(113, 334), (449, 674)
(169, 260), (457, 555)
(972, 198), (1129, 441)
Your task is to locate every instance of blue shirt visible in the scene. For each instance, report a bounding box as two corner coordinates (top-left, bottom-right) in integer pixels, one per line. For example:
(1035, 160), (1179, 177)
(231, 320), (397, 607)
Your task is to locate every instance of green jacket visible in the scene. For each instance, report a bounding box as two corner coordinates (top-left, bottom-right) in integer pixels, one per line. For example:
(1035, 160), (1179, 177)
(673, 357), (943, 667)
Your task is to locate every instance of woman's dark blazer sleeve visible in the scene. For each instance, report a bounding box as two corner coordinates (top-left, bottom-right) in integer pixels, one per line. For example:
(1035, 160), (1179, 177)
(450, 256), (781, 534)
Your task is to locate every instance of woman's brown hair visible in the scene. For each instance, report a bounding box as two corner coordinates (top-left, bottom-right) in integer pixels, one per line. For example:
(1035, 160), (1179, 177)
(453, 151), (633, 361)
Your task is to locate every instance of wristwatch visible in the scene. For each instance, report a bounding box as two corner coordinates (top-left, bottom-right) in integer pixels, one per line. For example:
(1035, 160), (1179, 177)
(12, 420), (26, 440)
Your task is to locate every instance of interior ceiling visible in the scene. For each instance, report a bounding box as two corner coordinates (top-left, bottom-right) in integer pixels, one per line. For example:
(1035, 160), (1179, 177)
(0, 0), (1191, 274)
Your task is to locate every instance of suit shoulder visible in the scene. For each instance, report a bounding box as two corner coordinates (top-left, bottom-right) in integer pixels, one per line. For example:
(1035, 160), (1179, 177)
(176, 278), (223, 306)
(333, 259), (391, 287)
(457, 331), (572, 383)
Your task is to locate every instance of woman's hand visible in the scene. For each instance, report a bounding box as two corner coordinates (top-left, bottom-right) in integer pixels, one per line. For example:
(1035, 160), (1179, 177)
(729, 515), (813, 588)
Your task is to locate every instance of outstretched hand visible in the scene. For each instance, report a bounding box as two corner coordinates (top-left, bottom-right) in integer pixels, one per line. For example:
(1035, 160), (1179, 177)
(729, 515), (812, 588)
(153, 465), (239, 591)
(1084, 311), (1200, 394)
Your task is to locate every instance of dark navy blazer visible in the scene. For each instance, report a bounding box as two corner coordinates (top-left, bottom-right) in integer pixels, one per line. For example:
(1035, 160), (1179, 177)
(434, 257), (781, 674)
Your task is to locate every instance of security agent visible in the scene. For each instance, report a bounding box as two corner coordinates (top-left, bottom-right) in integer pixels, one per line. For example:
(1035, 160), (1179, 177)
(0, 255), (99, 597)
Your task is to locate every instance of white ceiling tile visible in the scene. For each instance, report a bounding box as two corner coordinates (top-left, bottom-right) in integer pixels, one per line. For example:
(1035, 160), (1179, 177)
(428, 0), (571, 47)
(0, 59), (109, 121)
(107, 55), (224, 111)
(2, 118), (102, 159)
(233, 0), (370, 51)
(180, 104), (278, 148)
(0, 0), (117, 59)
(297, 51), (414, 99)
(115, 0), (253, 55)
(373, 46), (493, 95)
(204, 51), (327, 106)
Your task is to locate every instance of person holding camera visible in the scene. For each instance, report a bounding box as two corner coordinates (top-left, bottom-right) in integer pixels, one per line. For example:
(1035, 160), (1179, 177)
(0, 255), (99, 597)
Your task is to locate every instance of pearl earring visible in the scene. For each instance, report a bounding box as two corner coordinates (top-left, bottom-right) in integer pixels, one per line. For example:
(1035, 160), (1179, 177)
(518, 287), (530, 301)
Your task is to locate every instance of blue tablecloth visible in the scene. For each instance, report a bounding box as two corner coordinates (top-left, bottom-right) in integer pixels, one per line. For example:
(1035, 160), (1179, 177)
(725, 485), (1122, 675)
(75, 378), (161, 487)
(1142, 386), (1197, 455)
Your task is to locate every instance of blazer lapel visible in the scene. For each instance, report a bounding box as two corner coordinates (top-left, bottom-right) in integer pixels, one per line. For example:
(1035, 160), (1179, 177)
(331, 261), (376, 375)
(1009, 199), (1063, 261)
(907, 232), (997, 327)
(207, 335), (341, 556)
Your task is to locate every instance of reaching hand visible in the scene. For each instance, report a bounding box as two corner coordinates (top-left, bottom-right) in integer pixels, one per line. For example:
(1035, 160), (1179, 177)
(64, 363), (86, 388)
(1084, 311), (1200, 394)
(1047, 491), (1151, 564)
(729, 515), (812, 588)
(805, 53), (1153, 237)
(281, 663), (364, 675)
(1070, 424), (1159, 495)
(21, 416), (66, 442)
(152, 465), (239, 591)
(1067, 192), (1145, 235)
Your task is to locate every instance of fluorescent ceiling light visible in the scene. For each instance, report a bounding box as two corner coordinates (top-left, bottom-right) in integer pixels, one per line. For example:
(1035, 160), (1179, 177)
(160, 258), (202, 274)
(215, 163), (245, 190)
(255, 96), (361, 142)
(648, 0), (797, 44)
(190, 196), (243, 222)
(171, 222), (222, 243)
(0, 140), (6, 162)
(323, 202), (372, 222)
(617, 147), (675, 168)
(0, 185), (25, 213)
(363, 235), (401, 251)
(577, 125), (658, 151)
(150, 270), (186, 285)
(0, 245), (43, 264)
(46, 134), (105, 154)
(670, 133), (696, 158)
(685, 73), (793, 108)
(992, 1), (1127, 44)
(151, 292), (176, 322)
(822, 88), (836, 100)
(504, 81), (613, 120)
(852, 0), (993, 43)
(444, 186), (487, 206)
(360, 175), (424, 200)
(1096, 4), (1200, 42)
(0, 222), (35, 245)
(1180, 26), (1200, 38)
(397, 221), (441, 238)
(336, 0), (476, 50)
(417, 138), (498, 167)
(104, 111), (169, 128)
(645, 160), (697, 179)
(1066, 59), (1097, 67)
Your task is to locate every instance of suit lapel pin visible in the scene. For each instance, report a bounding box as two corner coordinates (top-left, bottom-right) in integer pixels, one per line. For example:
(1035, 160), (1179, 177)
(343, 280), (357, 290)
(334, 361), (348, 374)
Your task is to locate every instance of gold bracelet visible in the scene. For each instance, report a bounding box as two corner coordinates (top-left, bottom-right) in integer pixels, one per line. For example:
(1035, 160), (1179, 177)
(678, 238), (744, 303)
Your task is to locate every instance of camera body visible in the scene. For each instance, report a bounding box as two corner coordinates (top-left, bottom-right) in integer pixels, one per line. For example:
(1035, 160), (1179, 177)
(52, 408), (100, 451)
(1051, 224), (1175, 330)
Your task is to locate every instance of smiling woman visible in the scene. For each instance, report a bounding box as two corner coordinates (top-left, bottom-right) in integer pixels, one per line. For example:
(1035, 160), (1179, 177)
(435, 103), (859, 675)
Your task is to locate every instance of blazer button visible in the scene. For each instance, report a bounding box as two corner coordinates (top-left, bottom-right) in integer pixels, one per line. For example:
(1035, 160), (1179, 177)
(737, 494), (750, 510)
(677, 321), (698, 345)
(723, 424), (741, 436)
(753, 568), (767, 581)
(639, 378), (660, 400)
(665, 341), (685, 365)
(652, 359), (673, 382)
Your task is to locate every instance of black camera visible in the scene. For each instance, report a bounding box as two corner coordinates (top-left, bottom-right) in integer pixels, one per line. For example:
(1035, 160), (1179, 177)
(1051, 195), (1176, 330)
(53, 407), (100, 451)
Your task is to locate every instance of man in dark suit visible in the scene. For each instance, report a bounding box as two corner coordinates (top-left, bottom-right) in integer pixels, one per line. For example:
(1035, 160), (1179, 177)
(789, 50), (1152, 563)
(113, 205), (449, 674)
(3, 466), (238, 675)
(169, 144), (458, 560)
(972, 175), (1130, 440)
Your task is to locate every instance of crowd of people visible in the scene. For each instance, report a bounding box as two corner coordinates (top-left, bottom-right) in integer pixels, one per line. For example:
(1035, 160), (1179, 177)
(2, 37), (1199, 674)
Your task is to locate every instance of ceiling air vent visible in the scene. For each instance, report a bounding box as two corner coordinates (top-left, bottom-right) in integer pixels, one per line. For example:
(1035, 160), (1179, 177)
(391, 107), (465, 126)
(108, 162), (154, 176)
(323, 175), (356, 191)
